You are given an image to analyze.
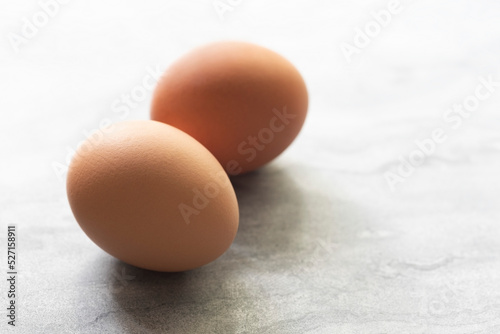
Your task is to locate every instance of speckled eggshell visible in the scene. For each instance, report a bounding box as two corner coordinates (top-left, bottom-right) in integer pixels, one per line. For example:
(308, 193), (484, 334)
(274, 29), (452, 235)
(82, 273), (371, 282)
(151, 41), (308, 175)
(66, 120), (239, 272)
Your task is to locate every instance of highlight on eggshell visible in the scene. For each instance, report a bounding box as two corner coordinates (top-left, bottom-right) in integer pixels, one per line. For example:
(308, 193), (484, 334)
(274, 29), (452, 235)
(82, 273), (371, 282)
(66, 120), (239, 272)
(151, 41), (309, 175)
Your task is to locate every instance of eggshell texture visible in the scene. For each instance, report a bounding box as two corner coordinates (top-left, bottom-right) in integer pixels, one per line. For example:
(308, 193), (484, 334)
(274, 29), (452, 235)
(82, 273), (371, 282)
(151, 41), (308, 175)
(66, 120), (239, 272)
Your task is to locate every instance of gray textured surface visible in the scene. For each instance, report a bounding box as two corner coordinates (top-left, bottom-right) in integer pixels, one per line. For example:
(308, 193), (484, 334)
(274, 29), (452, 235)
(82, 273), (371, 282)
(2, 0), (500, 333)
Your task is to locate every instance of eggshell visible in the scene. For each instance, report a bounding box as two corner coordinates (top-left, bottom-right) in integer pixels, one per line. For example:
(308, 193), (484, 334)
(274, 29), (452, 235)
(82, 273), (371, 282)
(151, 41), (308, 175)
(66, 120), (239, 272)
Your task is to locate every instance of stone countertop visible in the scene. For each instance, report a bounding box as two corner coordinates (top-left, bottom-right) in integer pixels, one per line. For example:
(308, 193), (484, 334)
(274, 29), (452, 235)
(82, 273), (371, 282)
(1, 0), (500, 333)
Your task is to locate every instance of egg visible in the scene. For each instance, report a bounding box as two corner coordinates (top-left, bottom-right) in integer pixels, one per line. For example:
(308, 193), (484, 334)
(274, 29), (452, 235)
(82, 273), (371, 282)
(151, 41), (308, 175)
(66, 120), (239, 272)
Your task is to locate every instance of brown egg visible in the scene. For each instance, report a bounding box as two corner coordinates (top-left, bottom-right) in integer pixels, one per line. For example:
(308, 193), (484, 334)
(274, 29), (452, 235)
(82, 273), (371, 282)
(66, 120), (239, 272)
(151, 41), (308, 175)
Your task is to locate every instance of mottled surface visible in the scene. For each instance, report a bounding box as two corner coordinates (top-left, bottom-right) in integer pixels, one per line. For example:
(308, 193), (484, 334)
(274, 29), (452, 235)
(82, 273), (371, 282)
(1, 0), (500, 333)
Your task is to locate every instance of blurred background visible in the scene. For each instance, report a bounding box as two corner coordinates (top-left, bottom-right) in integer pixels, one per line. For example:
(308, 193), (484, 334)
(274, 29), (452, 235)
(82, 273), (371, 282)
(1, 0), (500, 333)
